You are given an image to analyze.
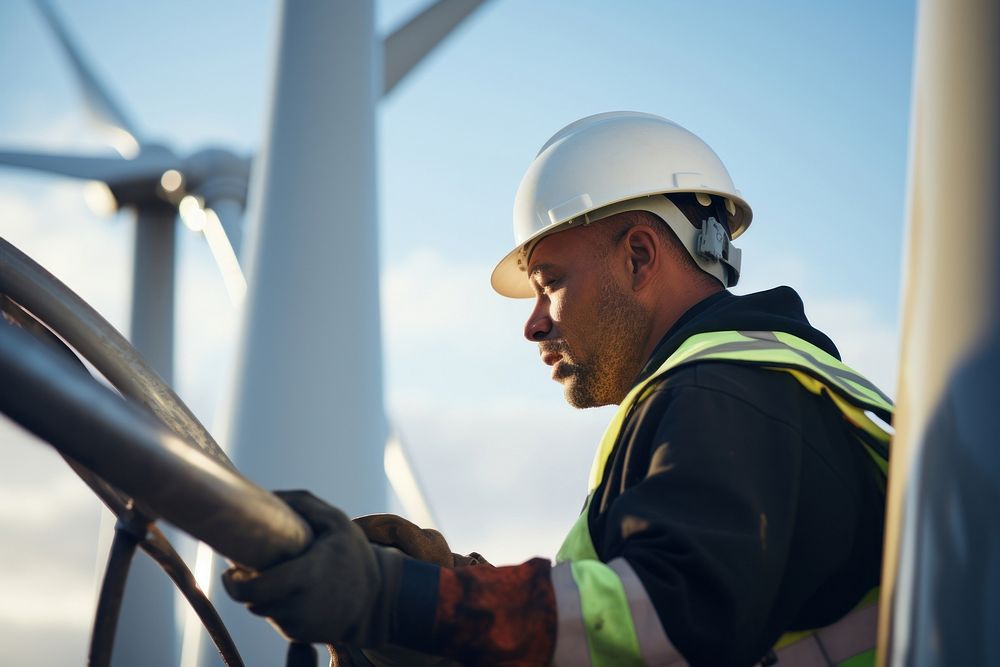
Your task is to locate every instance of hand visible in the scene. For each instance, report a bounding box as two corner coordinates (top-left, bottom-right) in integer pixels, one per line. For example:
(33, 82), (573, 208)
(354, 514), (492, 568)
(353, 514), (452, 567)
(222, 490), (400, 647)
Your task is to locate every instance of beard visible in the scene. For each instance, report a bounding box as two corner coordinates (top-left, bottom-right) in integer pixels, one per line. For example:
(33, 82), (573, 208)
(548, 280), (649, 408)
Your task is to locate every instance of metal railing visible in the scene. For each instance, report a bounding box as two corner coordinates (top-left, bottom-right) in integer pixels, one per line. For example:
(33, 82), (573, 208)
(0, 236), (313, 666)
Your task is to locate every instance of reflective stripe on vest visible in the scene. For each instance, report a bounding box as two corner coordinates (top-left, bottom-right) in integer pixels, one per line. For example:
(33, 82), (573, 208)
(551, 558), (686, 666)
(771, 600), (879, 667)
(553, 330), (892, 666)
(587, 330), (892, 493)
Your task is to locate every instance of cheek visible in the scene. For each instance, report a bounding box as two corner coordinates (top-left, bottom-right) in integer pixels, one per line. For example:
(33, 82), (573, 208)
(549, 290), (591, 341)
(548, 292), (570, 325)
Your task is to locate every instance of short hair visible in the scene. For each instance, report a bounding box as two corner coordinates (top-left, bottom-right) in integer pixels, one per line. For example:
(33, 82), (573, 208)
(604, 206), (722, 290)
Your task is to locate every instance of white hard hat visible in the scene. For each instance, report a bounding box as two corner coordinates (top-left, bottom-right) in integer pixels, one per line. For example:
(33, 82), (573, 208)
(491, 111), (753, 298)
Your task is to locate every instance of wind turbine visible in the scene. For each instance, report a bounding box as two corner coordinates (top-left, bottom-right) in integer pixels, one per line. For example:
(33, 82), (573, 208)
(0, 3), (254, 664)
(195, 1), (491, 664)
(1, 1), (489, 664)
(0, 0), (250, 386)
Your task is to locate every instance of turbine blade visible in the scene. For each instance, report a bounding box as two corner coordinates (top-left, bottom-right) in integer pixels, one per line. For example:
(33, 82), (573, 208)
(34, 0), (141, 143)
(202, 205), (247, 306)
(382, 0), (488, 96)
(0, 149), (176, 186)
(385, 429), (438, 529)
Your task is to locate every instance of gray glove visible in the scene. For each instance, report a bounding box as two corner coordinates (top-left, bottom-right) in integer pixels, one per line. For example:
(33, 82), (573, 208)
(222, 490), (402, 647)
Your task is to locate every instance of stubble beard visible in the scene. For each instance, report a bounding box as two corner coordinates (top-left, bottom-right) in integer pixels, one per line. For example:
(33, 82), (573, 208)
(556, 281), (648, 409)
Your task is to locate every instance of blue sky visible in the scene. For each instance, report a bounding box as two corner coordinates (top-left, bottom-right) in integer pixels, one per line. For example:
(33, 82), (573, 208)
(0, 1), (916, 663)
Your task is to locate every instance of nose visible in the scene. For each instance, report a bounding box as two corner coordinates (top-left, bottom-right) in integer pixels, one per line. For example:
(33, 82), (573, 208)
(523, 296), (553, 342)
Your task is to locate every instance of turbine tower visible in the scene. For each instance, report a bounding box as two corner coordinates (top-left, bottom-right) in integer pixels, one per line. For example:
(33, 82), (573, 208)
(203, 2), (487, 664)
(0, 2), (250, 664)
(0, 0), (252, 375)
(880, 0), (1000, 663)
(0, 0), (487, 663)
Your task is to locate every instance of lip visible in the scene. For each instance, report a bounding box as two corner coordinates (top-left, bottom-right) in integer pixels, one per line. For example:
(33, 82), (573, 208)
(541, 351), (561, 367)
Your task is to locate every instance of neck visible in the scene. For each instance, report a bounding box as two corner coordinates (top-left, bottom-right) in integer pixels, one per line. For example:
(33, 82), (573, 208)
(641, 280), (723, 363)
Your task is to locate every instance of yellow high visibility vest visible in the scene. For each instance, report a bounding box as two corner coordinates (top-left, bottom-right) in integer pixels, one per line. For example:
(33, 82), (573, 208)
(554, 330), (892, 667)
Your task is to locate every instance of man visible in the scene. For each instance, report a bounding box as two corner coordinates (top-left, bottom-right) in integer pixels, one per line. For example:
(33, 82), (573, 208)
(224, 112), (892, 666)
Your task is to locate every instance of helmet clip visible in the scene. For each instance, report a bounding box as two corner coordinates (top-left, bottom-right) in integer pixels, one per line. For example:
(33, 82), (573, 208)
(696, 216), (730, 263)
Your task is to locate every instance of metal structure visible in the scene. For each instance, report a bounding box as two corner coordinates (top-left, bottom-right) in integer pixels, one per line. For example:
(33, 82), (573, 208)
(0, 236), (312, 666)
(879, 0), (1000, 664)
(1, 1), (486, 664)
(0, 1), (252, 374)
(0, 4), (251, 662)
(211, 1), (485, 664)
(0, 232), (457, 665)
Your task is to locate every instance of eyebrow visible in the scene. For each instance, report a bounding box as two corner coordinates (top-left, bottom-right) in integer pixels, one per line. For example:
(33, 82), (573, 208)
(527, 262), (556, 279)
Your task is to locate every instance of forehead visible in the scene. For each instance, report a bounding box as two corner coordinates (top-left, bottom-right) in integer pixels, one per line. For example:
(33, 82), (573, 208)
(527, 223), (604, 273)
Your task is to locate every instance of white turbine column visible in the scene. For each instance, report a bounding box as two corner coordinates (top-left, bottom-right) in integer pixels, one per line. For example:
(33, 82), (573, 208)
(203, 2), (385, 665)
(114, 206), (178, 666)
(129, 208), (176, 385)
(880, 0), (1000, 664)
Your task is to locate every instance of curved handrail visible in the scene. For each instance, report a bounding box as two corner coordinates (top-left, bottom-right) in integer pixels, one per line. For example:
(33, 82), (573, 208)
(0, 320), (311, 568)
(0, 237), (234, 471)
(0, 235), (317, 665)
(2, 292), (248, 665)
(89, 525), (142, 666)
(0, 232), (313, 560)
(140, 525), (245, 665)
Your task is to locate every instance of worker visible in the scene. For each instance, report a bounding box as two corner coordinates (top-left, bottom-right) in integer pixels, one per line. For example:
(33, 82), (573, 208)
(223, 112), (892, 666)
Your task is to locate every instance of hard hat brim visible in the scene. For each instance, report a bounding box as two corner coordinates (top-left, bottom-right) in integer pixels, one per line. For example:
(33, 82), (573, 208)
(490, 218), (579, 298)
(491, 191), (751, 298)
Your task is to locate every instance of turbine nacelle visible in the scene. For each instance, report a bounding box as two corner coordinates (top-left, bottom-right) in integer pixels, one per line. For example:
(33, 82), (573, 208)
(105, 145), (251, 216)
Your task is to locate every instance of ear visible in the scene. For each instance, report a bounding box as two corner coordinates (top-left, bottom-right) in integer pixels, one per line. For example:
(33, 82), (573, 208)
(623, 225), (659, 291)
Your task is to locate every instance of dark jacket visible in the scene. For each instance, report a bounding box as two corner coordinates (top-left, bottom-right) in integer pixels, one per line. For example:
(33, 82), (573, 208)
(393, 287), (887, 667)
(589, 287), (886, 666)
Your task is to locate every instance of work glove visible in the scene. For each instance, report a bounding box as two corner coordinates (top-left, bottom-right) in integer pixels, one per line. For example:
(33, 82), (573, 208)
(222, 490), (401, 647)
(354, 513), (493, 568)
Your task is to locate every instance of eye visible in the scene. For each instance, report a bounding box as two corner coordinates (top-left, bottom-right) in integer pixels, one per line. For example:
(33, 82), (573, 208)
(540, 277), (561, 291)
(529, 266), (563, 293)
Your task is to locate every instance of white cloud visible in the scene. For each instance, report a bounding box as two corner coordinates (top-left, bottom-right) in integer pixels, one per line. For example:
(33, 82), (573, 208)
(381, 247), (526, 359)
(0, 420), (102, 642)
(804, 296), (899, 396)
(0, 445), (101, 525)
(0, 179), (132, 332)
(381, 246), (550, 408)
(392, 398), (615, 563)
(737, 249), (900, 397)
(381, 248), (616, 561)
